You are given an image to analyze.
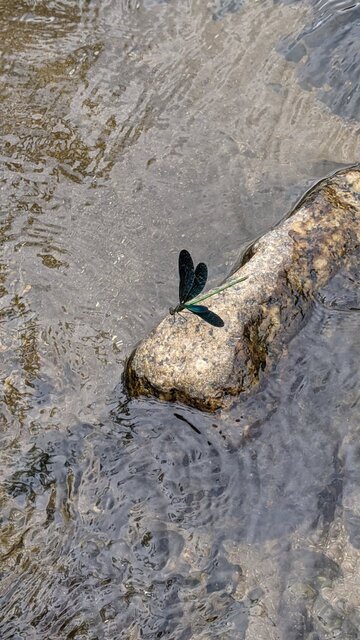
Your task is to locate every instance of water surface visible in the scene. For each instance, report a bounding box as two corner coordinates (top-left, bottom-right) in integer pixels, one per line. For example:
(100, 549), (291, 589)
(1, 0), (359, 638)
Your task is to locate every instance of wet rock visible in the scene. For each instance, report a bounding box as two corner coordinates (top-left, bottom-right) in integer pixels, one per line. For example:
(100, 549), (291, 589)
(126, 167), (360, 411)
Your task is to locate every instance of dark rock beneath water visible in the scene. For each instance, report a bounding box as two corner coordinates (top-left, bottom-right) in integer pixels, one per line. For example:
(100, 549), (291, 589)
(212, 0), (244, 21)
(279, 3), (360, 122)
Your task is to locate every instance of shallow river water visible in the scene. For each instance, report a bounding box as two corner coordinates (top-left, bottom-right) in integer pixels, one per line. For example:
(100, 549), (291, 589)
(1, 1), (360, 638)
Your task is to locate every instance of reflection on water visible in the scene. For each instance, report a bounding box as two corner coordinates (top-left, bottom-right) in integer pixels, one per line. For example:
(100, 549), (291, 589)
(281, 0), (360, 121)
(0, 0), (359, 638)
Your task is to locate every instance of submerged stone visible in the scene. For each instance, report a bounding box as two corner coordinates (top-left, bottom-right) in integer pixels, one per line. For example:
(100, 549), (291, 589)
(125, 167), (360, 411)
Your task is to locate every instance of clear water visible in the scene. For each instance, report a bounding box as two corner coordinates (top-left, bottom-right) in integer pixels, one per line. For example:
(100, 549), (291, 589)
(1, 1), (359, 638)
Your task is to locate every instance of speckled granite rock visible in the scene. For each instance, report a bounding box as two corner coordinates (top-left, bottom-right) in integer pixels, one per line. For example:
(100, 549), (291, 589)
(126, 167), (360, 411)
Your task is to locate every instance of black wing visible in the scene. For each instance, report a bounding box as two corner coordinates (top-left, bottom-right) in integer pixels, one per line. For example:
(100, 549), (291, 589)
(187, 304), (224, 327)
(187, 262), (208, 301)
(178, 249), (195, 303)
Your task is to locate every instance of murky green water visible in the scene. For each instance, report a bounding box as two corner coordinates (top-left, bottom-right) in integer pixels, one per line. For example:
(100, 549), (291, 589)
(1, 1), (359, 638)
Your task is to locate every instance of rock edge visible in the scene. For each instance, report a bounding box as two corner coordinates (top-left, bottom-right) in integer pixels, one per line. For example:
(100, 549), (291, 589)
(125, 167), (360, 411)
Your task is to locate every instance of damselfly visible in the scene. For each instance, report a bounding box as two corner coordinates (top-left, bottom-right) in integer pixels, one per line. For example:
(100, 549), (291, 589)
(169, 249), (247, 327)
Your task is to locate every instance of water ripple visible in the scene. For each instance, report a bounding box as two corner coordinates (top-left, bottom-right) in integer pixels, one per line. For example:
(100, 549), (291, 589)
(1, 0), (360, 637)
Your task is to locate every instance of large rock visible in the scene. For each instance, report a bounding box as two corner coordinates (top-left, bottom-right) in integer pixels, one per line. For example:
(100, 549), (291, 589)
(126, 167), (360, 411)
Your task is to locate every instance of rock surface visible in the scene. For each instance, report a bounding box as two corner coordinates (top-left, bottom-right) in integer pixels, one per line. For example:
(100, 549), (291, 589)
(126, 167), (360, 411)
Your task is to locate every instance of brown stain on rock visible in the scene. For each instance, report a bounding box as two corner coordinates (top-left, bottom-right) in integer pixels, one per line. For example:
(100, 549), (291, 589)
(125, 167), (360, 411)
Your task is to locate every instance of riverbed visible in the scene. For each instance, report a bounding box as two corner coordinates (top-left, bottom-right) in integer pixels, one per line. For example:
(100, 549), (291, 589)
(1, 1), (360, 638)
